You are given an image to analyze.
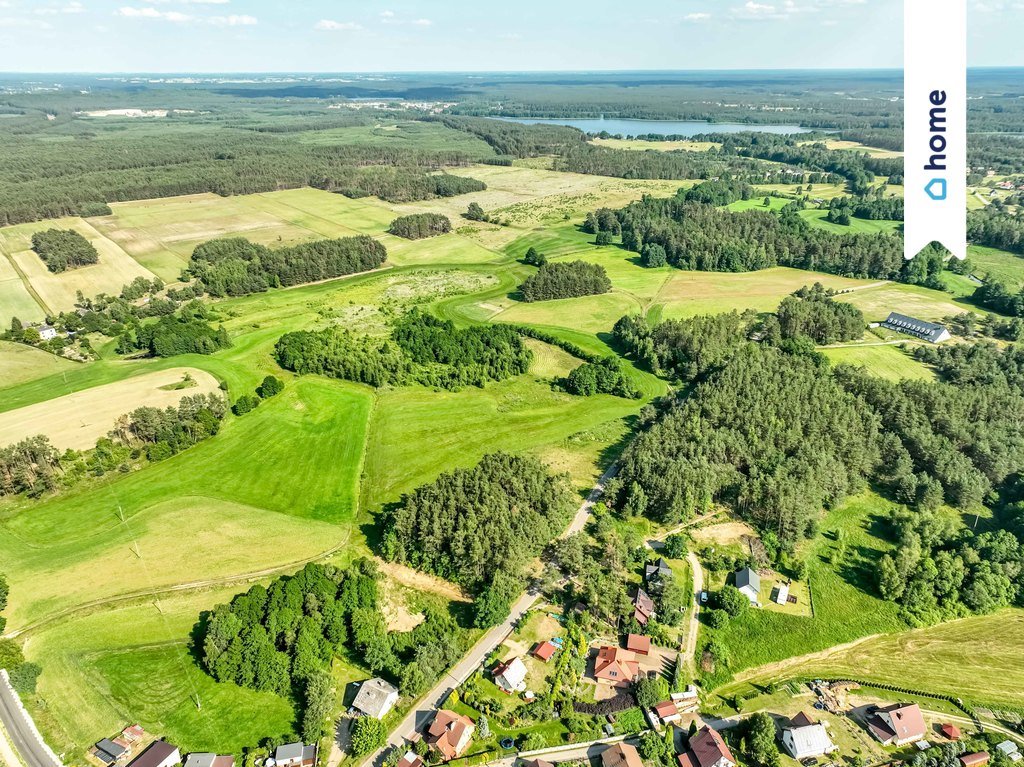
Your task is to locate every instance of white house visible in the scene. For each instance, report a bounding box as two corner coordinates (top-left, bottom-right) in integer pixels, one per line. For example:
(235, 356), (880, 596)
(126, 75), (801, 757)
(493, 657), (528, 693)
(352, 677), (399, 719)
(735, 568), (761, 605)
(782, 721), (837, 760)
(772, 582), (789, 605)
(37, 324), (58, 341)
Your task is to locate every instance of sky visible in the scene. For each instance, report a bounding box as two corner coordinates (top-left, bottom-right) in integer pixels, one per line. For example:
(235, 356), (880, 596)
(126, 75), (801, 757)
(0, 0), (1021, 73)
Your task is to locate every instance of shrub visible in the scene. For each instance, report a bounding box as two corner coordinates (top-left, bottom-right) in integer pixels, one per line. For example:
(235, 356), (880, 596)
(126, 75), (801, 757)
(233, 394), (261, 416)
(257, 375), (284, 398)
(351, 716), (388, 756)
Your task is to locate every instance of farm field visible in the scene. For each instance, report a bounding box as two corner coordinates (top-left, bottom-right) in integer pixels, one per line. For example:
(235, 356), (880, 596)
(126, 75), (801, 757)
(968, 244), (1024, 287)
(822, 343), (935, 381)
(0, 340), (78, 388)
(835, 282), (972, 322)
(0, 367), (221, 451)
(590, 137), (719, 152)
(730, 610), (1024, 710)
(815, 139), (904, 158)
(0, 217), (157, 315)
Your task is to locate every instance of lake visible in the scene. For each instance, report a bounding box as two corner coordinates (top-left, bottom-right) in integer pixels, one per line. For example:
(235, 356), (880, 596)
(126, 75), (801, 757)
(496, 116), (813, 137)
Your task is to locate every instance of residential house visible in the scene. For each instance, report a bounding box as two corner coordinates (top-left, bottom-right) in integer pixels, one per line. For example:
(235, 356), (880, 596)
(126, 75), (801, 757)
(882, 312), (952, 344)
(121, 726), (145, 743)
(94, 738), (129, 766)
(593, 646), (640, 686)
(653, 701), (681, 725)
(626, 634), (651, 655)
(960, 754), (990, 767)
(996, 742), (1021, 763)
(735, 568), (761, 605)
(678, 726), (736, 767)
(645, 558), (673, 586)
(273, 743), (317, 767)
(671, 685), (700, 713)
(782, 713), (837, 760)
(128, 741), (181, 767)
(532, 641), (557, 662)
(396, 752), (424, 767)
(602, 742), (644, 767)
(184, 755), (234, 767)
(352, 677), (400, 719)
(867, 703), (927, 746)
(493, 657), (528, 693)
(426, 709), (475, 761)
(633, 588), (655, 625)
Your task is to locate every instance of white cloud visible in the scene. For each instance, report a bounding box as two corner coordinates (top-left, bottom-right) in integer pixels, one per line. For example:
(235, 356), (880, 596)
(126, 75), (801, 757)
(0, 15), (51, 26)
(117, 6), (192, 20)
(34, 1), (85, 14)
(380, 10), (394, 18)
(208, 12), (255, 25)
(315, 18), (360, 30)
(683, 11), (712, 21)
(411, 17), (431, 25)
(141, 0), (229, 3)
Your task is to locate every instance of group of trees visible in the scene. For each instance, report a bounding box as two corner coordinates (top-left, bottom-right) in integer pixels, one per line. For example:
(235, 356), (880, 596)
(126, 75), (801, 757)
(770, 283), (866, 344)
(564, 358), (640, 398)
(186, 235), (388, 297)
(522, 247), (547, 267)
(233, 375), (284, 416)
(972, 280), (1024, 317)
(0, 393), (226, 498)
(824, 195), (904, 224)
(610, 343), (879, 546)
(609, 192), (942, 287)
(518, 261), (612, 302)
(31, 228), (99, 272)
(135, 311), (232, 357)
(967, 208), (1024, 255)
(387, 213), (452, 240)
(275, 309), (532, 390)
(0, 578), (42, 694)
(876, 504), (1023, 626)
(378, 453), (574, 626)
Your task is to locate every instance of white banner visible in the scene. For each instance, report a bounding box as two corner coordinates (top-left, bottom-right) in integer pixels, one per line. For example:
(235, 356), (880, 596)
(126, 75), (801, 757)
(904, 0), (967, 260)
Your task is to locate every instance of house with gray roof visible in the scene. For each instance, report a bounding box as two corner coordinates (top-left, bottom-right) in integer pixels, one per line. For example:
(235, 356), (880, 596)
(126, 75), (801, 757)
(352, 677), (399, 719)
(882, 312), (951, 343)
(734, 568), (761, 605)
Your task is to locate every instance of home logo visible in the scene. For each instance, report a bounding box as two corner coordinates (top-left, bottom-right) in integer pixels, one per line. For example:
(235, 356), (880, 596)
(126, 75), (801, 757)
(904, 0), (966, 261)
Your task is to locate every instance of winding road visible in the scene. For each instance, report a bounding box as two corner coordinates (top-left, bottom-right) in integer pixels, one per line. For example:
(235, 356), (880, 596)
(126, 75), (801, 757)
(0, 671), (61, 767)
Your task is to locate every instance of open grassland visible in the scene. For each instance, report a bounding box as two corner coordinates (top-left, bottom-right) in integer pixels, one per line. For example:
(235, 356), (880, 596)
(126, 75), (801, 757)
(703, 491), (906, 690)
(0, 252), (46, 326)
(26, 584), (300, 760)
(969, 244), (1024, 287)
(0, 378), (371, 631)
(816, 139), (904, 158)
(822, 344), (935, 382)
(590, 137), (719, 152)
(0, 367), (220, 451)
(295, 120), (496, 155)
(0, 217), (157, 315)
(0, 340), (77, 388)
(730, 610), (1024, 709)
(798, 209), (903, 235)
(835, 282), (972, 322)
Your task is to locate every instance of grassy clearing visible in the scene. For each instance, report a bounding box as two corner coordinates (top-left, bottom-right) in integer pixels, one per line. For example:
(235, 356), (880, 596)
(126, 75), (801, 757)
(798, 209), (903, 235)
(590, 137), (719, 152)
(702, 491), (906, 690)
(523, 337), (582, 379)
(0, 251), (46, 325)
(0, 367), (220, 451)
(25, 584), (299, 761)
(835, 282), (972, 322)
(822, 344), (935, 382)
(494, 292), (644, 335)
(295, 121), (496, 155)
(0, 340), (77, 388)
(968, 244), (1024, 287)
(733, 610), (1024, 709)
(656, 267), (874, 319)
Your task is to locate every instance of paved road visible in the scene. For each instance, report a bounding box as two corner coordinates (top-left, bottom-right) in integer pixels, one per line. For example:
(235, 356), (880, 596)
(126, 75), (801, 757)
(364, 463), (620, 766)
(0, 671), (61, 767)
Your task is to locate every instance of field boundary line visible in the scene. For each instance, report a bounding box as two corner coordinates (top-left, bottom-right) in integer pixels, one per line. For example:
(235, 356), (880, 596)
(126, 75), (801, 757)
(2, 251), (52, 317)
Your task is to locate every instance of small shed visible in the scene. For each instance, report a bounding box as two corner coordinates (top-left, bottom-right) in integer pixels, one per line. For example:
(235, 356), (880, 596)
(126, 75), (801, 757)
(940, 724), (961, 740)
(626, 634), (651, 655)
(959, 753), (990, 767)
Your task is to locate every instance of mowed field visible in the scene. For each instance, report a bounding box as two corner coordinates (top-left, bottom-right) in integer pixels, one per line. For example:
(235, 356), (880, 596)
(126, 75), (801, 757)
(0, 367), (220, 450)
(0, 340), (78, 388)
(732, 610), (1024, 709)
(822, 344), (936, 382)
(0, 217), (157, 316)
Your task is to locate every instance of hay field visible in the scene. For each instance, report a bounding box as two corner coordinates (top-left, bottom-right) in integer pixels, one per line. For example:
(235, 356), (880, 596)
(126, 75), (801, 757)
(0, 341), (77, 389)
(835, 282), (971, 322)
(823, 344), (936, 382)
(0, 252), (45, 325)
(590, 137), (719, 152)
(0, 367), (220, 450)
(0, 217), (157, 314)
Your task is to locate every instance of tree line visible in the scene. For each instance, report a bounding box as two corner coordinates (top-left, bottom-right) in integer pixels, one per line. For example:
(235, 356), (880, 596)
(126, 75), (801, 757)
(0, 578), (43, 695)
(0, 393), (226, 499)
(187, 235), (388, 297)
(769, 283), (865, 345)
(378, 452), (574, 627)
(31, 228), (99, 272)
(519, 261), (612, 302)
(275, 309), (532, 390)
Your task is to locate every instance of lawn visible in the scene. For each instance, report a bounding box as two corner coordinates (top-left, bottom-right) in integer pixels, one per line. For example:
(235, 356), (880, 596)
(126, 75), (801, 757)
(699, 491), (906, 690)
(731, 609), (1024, 710)
(822, 344), (936, 382)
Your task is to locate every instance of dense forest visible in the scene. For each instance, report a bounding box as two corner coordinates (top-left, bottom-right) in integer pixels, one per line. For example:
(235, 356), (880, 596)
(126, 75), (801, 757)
(563, 358), (640, 399)
(187, 235), (388, 297)
(770, 283), (866, 344)
(31, 228), (99, 272)
(387, 213), (452, 240)
(825, 195), (904, 224)
(607, 192), (943, 288)
(0, 393), (226, 498)
(201, 560), (468, 742)
(967, 208), (1024, 255)
(519, 261), (612, 302)
(275, 310), (532, 390)
(379, 453), (574, 626)
(136, 313), (231, 357)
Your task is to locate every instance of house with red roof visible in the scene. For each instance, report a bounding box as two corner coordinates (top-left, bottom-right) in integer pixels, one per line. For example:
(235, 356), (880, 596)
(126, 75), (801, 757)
(626, 634), (651, 655)
(593, 646), (640, 686)
(426, 710), (475, 761)
(867, 703), (927, 746)
(532, 641), (557, 662)
(678, 726), (736, 767)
